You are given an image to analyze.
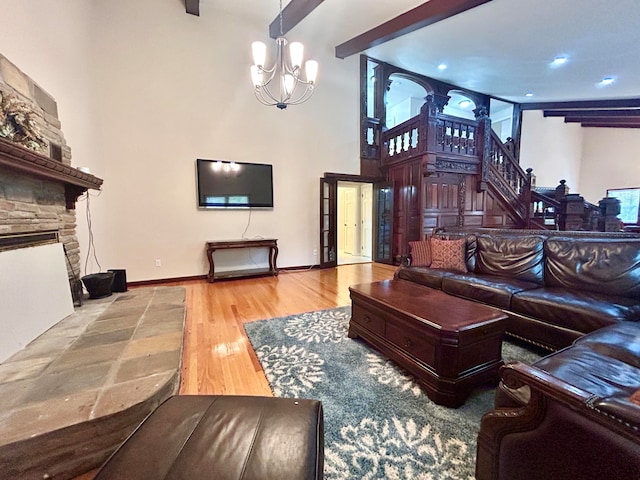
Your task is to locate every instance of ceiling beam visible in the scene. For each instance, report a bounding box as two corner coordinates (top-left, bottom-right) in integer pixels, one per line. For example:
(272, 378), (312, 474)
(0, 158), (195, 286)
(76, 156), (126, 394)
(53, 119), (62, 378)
(335, 0), (493, 59)
(185, 0), (199, 16)
(269, 0), (325, 38)
(565, 116), (640, 124)
(580, 122), (640, 129)
(522, 98), (640, 110)
(545, 109), (640, 118)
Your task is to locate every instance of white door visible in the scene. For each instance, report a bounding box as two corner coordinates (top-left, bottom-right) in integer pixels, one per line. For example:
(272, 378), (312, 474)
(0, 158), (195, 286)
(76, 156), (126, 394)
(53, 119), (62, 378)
(344, 187), (357, 255)
(361, 184), (373, 258)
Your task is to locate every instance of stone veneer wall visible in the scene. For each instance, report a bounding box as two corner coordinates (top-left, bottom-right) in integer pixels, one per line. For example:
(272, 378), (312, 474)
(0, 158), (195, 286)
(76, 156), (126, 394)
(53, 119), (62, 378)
(0, 53), (82, 279)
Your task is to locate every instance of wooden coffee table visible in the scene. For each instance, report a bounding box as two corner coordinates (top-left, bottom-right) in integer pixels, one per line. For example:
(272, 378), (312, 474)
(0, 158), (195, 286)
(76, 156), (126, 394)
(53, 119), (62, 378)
(348, 279), (507, 407)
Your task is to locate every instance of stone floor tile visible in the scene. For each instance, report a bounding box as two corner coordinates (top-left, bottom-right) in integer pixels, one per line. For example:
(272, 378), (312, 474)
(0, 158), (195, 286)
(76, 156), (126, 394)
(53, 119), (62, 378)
(135, 316), (184, 339)
(0, 357), (53, 383)
(114, 350), (182, 384)
(122, 332), (182, 360)
(8, 335), (76, 362)
(92, 371), (176, 418)
(69, 327), (135, 350)
(0, 377), (33, 411)
(47, 342), (127, 373)
(23, 363), (112, 404)
(0, 389), (98, 446)
(86, 314), (140, 334)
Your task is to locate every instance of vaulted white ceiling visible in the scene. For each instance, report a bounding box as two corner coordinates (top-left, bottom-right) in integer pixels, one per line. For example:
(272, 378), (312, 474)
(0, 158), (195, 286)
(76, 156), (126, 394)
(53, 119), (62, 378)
(200, 0), (640, 105)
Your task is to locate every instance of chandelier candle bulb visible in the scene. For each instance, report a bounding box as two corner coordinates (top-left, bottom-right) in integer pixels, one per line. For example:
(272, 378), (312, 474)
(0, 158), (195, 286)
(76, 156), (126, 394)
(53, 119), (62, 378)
(289, 42), (304, 69)
(251, 42), (266, 68)
(305, 60), (318, 84)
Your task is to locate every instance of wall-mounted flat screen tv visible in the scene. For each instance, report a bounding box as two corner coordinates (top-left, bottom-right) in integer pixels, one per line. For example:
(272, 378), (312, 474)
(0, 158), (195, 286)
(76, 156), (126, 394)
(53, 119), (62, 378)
(196, 159), (273, 209)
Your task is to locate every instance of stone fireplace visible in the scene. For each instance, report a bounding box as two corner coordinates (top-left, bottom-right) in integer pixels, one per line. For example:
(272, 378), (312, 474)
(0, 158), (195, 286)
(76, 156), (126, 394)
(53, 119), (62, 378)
(0, 53), (102, 294)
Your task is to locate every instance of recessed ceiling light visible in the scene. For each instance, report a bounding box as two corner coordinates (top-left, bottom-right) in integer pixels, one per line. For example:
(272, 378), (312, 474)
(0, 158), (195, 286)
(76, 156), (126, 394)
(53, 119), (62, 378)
(458, 100), (471, 108)
(551, 55), (568, 66)
(600, 76), (615, 85)
(525, 92), (534, 97)
(437, 63), (447, 70)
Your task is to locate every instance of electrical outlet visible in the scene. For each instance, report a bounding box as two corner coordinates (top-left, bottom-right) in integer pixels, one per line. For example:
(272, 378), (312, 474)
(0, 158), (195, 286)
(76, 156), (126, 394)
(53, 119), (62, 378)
(155, 259), (161, 267)
(313, 249), (318, 256)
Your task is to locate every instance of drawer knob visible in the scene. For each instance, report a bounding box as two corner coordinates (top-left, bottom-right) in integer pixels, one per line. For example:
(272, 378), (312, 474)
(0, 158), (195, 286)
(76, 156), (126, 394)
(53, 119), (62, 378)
(403, 338), (412, 348)
(364, 315), (371, 323)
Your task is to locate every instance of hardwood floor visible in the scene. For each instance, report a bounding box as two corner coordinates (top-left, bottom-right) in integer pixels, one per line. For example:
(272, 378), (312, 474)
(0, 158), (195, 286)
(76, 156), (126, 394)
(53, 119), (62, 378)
(74, 263), (396, 479)
(176, 262), (396, 396)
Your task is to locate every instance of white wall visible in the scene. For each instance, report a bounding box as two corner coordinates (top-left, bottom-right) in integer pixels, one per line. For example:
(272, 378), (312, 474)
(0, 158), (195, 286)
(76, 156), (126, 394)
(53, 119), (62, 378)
(520, 111), (640, 205)
(580, 128), (640, 204)
(3, 0), (360, 281)
(519, 110), (584, 191)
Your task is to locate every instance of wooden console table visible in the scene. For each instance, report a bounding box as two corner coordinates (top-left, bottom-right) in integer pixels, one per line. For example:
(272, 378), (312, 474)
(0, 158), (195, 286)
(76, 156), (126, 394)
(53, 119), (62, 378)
(206, 238), (278, 282)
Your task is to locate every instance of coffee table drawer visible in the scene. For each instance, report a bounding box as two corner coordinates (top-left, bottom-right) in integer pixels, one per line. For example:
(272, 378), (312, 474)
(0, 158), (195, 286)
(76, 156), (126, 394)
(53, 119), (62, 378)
(351, 303), (385, 336)
(386, 321), (435, 366)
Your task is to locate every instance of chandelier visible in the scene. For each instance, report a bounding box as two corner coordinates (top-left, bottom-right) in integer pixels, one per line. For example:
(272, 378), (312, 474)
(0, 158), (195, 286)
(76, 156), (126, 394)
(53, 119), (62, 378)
(250, 0), (318, 109)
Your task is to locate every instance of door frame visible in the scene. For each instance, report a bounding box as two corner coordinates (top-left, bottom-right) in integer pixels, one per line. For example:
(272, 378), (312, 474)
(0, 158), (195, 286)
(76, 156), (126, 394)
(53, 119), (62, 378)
(319, 173), (384, 269)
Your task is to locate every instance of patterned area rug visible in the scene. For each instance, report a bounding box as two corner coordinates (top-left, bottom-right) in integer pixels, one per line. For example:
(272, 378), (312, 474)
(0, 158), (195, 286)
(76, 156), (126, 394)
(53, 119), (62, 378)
(244, 306), (543, 480)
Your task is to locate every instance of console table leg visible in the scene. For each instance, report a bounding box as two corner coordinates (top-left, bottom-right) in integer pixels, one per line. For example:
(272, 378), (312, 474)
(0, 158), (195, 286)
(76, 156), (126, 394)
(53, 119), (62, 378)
(271, 245), (279, 276)
(206, 248), (216, 283)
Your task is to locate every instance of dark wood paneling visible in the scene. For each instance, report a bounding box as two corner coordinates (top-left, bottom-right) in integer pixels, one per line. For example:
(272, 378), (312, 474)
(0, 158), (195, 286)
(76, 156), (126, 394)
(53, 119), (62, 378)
(335, 0), (493, 59)
(421, 172), (516, 231)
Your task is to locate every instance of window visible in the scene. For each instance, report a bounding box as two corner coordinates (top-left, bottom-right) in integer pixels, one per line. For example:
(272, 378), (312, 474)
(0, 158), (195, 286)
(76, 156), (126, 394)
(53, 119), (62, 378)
(607, 188), (640, 224)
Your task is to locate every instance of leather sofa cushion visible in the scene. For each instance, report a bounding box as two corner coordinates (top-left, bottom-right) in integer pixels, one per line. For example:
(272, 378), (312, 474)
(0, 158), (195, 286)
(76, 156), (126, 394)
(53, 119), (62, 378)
(544, 237), (640, 299)
(512, 287), (640, 334)
(475, 235), (545, 285)
(394, 265), (454, 289)
(533, 344), (640, 399)
(575, 322), (640, 368)
(442, 274), (540, 309)
(94, 395), (324, 480)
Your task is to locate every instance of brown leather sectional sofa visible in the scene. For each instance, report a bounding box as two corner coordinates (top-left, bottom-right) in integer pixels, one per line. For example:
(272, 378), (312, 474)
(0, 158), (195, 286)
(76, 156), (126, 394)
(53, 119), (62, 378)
(396, 228), (640, 351)
(396, 228), (640, 479)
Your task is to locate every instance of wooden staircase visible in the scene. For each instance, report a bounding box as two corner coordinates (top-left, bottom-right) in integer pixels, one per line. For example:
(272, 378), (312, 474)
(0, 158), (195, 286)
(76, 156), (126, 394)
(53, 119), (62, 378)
(378, 95), (540, 261)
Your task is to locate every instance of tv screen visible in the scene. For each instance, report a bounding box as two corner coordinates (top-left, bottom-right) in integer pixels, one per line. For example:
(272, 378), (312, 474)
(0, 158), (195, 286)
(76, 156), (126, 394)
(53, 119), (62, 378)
(196, 159), (274, 209)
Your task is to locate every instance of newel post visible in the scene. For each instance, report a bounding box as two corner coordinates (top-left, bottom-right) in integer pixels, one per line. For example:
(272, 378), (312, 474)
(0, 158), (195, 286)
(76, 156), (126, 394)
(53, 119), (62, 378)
(474, 106), (491, 192)
(524, 168), (535, 227)
(420, 95), (439, 175)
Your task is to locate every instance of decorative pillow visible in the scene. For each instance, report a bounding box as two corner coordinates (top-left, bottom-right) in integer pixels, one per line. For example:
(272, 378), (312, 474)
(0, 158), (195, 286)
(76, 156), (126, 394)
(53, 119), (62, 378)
(409, 239), (431, 267)
(430, 237), (468, 273)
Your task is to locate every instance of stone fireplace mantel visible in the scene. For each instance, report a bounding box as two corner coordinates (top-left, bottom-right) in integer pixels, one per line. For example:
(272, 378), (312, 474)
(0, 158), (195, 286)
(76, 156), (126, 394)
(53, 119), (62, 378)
(0, 137), (103, 209)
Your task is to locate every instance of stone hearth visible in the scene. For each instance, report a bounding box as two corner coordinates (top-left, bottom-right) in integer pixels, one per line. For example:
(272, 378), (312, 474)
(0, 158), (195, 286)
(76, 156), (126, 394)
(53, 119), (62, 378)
(0, 286), (185, 480)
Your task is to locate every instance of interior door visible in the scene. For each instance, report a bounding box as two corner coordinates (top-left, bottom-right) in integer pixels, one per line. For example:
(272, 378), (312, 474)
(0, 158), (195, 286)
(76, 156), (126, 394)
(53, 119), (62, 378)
(373, 181), (394, 264)
(344, 187), (357, 255)
(361, 184), (373, 258)
(319, 177), (337, 269)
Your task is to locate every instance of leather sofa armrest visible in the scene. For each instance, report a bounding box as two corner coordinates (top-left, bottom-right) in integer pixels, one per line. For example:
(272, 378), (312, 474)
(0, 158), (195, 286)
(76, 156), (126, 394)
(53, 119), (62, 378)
(477, 362), (640, 480)
(496, 361), (593, 408)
